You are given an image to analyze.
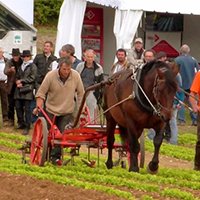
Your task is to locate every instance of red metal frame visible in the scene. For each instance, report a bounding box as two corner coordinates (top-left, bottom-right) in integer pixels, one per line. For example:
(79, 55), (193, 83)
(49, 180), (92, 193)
(30, 106), (137, 168)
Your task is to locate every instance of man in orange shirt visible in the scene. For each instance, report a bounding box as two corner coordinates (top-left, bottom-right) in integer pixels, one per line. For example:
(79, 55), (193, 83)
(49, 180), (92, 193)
(190, 71), (200, 170)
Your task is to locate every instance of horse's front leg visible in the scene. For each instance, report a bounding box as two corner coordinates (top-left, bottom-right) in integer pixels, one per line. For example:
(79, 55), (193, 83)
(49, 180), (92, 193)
(128, 127), (142, 172)
(128, 138), (140, 172)
(105, 114), (116, 169)
(148, 129), (164, 174)
(106, 131), (115, 169)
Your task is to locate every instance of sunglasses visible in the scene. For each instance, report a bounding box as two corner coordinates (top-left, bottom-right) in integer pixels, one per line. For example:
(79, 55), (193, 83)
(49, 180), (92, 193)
(23, 55), (30, 57)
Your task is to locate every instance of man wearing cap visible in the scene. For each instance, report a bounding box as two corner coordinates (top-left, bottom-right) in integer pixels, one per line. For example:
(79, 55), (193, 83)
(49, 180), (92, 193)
(14, 50), (37, 135)
(4, 48), (23, 126)
(127, 37), (145, 67)
(156, 51), (167, 62)
(0, 47), (9, 126)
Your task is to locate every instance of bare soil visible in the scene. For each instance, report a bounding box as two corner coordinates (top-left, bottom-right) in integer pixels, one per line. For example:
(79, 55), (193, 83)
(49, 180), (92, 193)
(0, 172), (125, 200)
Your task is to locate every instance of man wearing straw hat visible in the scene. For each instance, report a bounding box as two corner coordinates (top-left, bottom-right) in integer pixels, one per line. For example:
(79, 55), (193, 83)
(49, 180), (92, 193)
(4, 48), (23, 126)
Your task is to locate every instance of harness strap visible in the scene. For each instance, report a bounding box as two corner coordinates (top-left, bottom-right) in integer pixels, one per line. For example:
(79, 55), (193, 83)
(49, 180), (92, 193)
(83, 94), (134, 127)
(132, 71), (160, 116)
(133, 66), (156, 113)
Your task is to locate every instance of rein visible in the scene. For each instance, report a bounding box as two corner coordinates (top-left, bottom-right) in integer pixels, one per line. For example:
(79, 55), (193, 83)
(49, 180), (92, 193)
(132, 71), (162, 117)
(152, 75), (172, 114)
(179, 87), (199, 102)
(83, 94), (134, 127)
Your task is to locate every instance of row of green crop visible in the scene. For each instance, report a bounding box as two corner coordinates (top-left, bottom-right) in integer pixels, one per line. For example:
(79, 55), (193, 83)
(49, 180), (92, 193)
(178, 133), (197, 146)
(0, 150), (199, 200)
(145, 140), (194, 161)
(0, 131), (196, 162)
(0, 132), (26, 142)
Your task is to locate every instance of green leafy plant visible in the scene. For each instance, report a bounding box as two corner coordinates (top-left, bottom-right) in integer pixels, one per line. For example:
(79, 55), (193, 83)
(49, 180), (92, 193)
(34, 0), (63, 26)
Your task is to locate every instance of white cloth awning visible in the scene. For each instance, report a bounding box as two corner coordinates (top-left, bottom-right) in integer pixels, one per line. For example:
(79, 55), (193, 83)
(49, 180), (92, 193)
(55, 0), (86, 58)
(86, 0), (121, 8)
(119, 0), (200, 15)
(87, 0), (200, 15)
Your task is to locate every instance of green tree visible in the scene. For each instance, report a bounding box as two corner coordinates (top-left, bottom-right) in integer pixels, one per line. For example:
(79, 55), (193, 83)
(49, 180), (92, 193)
(34, 0), (63, 26)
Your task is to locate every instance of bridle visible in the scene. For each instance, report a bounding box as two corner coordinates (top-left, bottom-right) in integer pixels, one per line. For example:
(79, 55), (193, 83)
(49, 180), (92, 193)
(152, 74), (173, 120)
(133, 68), (172, 121)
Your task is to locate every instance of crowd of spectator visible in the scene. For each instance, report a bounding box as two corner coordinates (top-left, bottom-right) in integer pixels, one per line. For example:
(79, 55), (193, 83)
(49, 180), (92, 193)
(0, 38), (199, 168)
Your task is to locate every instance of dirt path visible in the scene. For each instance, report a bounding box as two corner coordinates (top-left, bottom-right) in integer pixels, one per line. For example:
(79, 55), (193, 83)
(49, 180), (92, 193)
(145, 151), (193, 170)
(0, 172), (125, 200)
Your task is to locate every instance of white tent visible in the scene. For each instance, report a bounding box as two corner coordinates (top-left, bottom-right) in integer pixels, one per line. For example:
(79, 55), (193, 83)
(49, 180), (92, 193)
(87, 0), (200, 15)
(55, 0), (200, 59)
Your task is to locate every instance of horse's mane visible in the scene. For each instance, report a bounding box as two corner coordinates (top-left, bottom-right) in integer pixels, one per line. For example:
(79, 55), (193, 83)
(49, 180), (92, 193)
(140, 61), (177, 91)
(136, 60), (177, 113)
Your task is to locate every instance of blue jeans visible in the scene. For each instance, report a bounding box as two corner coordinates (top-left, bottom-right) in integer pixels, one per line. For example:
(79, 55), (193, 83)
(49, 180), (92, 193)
(148, 108), (178, 145)
(169, 108), (178, 145)
(147, 128), (156, 140)
(30, 98), (38, 123)
(178, 94), (197, 124)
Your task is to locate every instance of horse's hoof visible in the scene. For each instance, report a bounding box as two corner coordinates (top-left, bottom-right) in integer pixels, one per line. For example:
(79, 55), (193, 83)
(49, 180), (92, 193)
(121, 161), (126, 169)
(129, 166), (139, 173)
(147, 162), (159, 174)
(105, 161), (113, 169)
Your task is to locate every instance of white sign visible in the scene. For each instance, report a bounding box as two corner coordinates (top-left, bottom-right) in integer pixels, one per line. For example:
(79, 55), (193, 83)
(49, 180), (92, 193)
(13, 33), (22, 44)
(145, 31), (181, 52)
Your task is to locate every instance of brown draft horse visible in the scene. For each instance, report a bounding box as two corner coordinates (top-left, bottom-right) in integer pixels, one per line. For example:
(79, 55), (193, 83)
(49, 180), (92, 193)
(103, 60), (178, 173)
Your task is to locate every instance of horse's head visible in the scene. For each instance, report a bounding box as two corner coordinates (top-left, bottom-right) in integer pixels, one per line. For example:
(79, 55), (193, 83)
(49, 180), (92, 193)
(153, 61), (178, 121)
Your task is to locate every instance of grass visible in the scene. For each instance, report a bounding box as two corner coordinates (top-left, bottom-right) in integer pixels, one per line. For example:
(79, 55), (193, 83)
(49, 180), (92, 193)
(36, 25), (57, 53)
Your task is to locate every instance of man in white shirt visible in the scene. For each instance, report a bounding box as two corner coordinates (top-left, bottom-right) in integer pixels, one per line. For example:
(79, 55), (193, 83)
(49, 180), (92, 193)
(110, 48), (129, 75)
(0, 48), (9, 126)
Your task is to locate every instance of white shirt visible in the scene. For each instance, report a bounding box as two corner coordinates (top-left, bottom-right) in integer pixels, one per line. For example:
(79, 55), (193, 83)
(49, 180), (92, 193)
(0, 58), (7, 81)
(113, 63), (124, 74)
(21, 60), (33, 71)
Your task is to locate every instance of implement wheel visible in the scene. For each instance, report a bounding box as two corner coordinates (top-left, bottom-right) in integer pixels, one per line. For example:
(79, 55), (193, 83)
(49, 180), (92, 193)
(30, 117), (48, 166)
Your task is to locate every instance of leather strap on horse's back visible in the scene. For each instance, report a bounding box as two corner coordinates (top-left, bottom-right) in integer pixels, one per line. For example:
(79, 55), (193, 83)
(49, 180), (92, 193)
(134, 67), (154, 113)
(107, 69), (133, 85)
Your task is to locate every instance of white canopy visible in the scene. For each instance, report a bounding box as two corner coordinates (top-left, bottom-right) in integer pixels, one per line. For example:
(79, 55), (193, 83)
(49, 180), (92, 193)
(55, 0), (141, 58)
(55, 0), (86, 58)
(86, 0), (120, 8)
(55, 0), (200, 59)
(120, 0), (200, 15)
(87, 0), (200, 15)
